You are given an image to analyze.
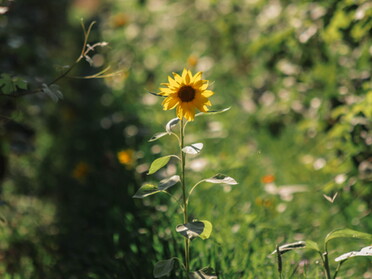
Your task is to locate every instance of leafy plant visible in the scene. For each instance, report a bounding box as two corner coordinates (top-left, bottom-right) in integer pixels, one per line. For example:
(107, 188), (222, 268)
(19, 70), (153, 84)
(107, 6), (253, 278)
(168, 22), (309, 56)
(134, 69), (236, 278)
(273, 228), (372, 279)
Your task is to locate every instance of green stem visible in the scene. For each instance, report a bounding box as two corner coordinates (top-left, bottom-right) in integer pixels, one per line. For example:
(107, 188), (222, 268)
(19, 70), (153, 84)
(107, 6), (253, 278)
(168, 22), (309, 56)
(332, 261), (344, 279)
(180, 119), (190, 278)
(323, 251), (332, 279)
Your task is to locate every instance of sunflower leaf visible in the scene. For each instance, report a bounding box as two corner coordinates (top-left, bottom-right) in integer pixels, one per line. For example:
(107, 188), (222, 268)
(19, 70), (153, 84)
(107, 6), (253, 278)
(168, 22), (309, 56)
(182, 143), (203, 154)
(148, 155), (172, 175)
(176, 220), (212, 240)
(166, 118), (180, 134)
(196, 107), (231, 117)
(271, 241), (306, 255)
(158, 175), (180, 190)
(133, 184), (160, 198)
(205, 174), (238, 185)
(305, 240), (320, 252)
(149, 132), (169, 142)
(325, 229), (372, 246)
(335, 246), (372, 262)
(147, 90), (166, 98)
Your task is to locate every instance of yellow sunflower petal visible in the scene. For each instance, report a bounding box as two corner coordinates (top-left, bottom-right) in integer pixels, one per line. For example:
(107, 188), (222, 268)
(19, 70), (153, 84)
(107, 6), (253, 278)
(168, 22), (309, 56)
(162, 96), (179, 110)
(200, 82), (209, 91)
(193, 79), (207, 88)
(173, 72), (183, 84)
(192, 71), (202, 83)
(169, 76), (180, 87)
(176, 104), (184, 120)
(201, 90), (214, 98)
(159, 87), (174, 96)
(182, 68), (188, 80)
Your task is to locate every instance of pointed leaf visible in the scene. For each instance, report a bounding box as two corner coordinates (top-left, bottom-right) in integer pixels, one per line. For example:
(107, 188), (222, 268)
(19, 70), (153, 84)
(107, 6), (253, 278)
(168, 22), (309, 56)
(158, 175), (180, 190)
(189, 267), (218, 279)
(148, 156), (172, 175)
(182, 143), (203, 154)
(325, 229), (372, 245)
(176, 220), (213, 240)
(149, 132), (168, 142)
(335, 246), (372, 262)
(205, 174), (238, 185)
(272, 241), (306, 255)
(166, 118), (179, 134)
(305, 240), (320, 252)
(196, 107), (231, 117)
(147, 90), (166, 98)
(133, 184), (160, 198)
(153, 258), (176, 278)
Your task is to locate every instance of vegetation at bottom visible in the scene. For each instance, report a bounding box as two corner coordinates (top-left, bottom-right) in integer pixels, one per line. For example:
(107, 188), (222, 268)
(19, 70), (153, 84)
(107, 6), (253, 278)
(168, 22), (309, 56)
(0, 0), (371, 278)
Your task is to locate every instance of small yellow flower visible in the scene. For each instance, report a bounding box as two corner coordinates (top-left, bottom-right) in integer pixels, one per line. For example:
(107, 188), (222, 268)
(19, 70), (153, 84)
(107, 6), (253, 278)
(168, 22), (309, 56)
(117, 149), (135, 166)
(159, 69), (214, 121)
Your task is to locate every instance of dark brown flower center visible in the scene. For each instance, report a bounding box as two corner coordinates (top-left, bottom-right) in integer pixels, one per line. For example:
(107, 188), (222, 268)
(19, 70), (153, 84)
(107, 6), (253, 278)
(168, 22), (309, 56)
(178, 86), (196, 102)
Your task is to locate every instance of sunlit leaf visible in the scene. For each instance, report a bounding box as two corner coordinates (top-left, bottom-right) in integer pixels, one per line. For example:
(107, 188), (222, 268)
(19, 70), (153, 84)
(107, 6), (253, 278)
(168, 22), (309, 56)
(305, 240), (320, 252)
(335, 246), (372, 262)
(205, 174), (238, 185)
(176, 220), (212, 240)
(196, 107), (231, 117)
(182, 143), (203, 155)
(133, 184), (160, 198)
(189, 267), (218, 279)
(153, 258), (176, 278)
(149, 132), (168, 142)
(148, 155), (172, 175)
(166, 118), (179, 134)
(325, 228), (372, 246)
(272, 241), (306, 255)
(133, 176), (180, 199)
(158, 175), (180, 190)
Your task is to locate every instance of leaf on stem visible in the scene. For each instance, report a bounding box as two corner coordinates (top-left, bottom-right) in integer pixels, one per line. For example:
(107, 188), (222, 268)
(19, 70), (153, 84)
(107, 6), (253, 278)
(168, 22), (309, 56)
(158, 175), (180, 190)
(325, 228), (372, 246)
(272, 241), (306, 255)
(189, 267), (218, 279)
(133, 176), (180, 199)
(133, 175), (181, 199)
(41, 83), (63, 102)
(133, 184), (160, 198)
(196, 107), (231, 117)
(166, 118), (179, 134)
(176, 220), (212, 240)
(182, 143), (203, 154)
(335, 246), (372, 262)
(148, 155), (172, 175)
(153, 258), (177, 278)
(205, 174), (238, 185)
(305, 240), (320, 252)
(149, 132), (169, 142)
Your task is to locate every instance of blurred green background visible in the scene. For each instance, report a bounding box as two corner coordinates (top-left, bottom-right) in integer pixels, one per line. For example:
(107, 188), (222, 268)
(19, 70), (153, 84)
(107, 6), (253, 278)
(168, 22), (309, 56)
(0, 0), (371, 278)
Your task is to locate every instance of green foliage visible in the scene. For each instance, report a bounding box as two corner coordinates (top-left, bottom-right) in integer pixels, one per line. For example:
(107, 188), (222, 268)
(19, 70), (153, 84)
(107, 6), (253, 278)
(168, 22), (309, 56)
(0, 73), (27, 94)
(1, 0), (371, 278)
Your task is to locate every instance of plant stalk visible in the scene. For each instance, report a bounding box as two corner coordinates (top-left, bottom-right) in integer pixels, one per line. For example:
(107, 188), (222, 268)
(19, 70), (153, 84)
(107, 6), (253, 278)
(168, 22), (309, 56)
(323, 252), (332, 279)
(180, 119), (190, 278)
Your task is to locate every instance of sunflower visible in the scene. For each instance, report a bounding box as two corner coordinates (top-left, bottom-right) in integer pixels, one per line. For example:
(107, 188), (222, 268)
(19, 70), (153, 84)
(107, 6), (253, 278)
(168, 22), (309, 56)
(159, 69), (214, 121)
